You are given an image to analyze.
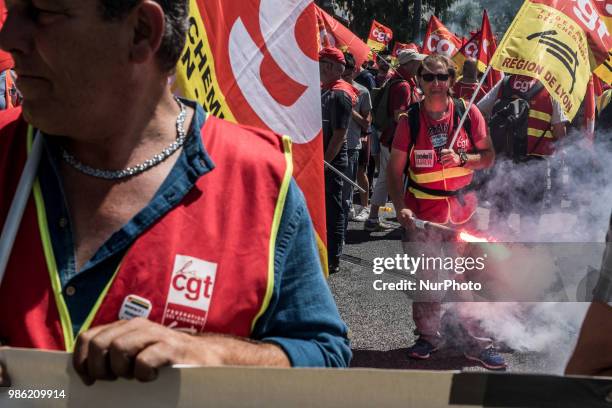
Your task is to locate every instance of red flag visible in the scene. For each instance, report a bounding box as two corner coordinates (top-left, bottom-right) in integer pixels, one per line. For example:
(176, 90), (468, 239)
(422, 16), (462, 57)
(390, 42), (420, 65)
(174, 1), (329, 273)
(477, 10), (502, 88)
(315, 6), (371, 68)
(452, 31), (481, 76)
(366, 20), (393, 52)
(593, 74), (604, 97)
(584, 75), (596, 144)
(391, 42), (419, 58)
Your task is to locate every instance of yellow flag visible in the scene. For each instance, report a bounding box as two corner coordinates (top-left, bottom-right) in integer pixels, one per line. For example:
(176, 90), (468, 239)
(490, 0), (612, 120)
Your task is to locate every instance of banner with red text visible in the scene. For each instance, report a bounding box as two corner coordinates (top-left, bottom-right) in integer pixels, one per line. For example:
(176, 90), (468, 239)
(366, 20), (393, 52)
(422, 16), (462, 57)
(490, 0), (612, 120)
(315, 5), (371, 68)
(174, 0), (329, 273)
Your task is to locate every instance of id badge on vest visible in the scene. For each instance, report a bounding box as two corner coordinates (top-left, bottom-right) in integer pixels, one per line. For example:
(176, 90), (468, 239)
(161, 255), (218, 333)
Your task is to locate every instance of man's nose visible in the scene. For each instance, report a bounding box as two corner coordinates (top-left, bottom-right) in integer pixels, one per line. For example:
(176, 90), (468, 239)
(0, 8), (34, 58)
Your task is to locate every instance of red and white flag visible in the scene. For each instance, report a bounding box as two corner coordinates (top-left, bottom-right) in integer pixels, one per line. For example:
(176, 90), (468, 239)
(477, 10), (502, 88)
(174, 0), (329, 273)
(366, 20), (393, 52)
(315, 6), (371, 67)
(422, 16), (462, 57)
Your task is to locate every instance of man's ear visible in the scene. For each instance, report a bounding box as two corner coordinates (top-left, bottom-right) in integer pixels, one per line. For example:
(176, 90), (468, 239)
(129, 1), (165, 64)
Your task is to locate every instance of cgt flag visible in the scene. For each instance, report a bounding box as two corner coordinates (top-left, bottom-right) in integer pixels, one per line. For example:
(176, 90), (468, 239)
(366, 20), (393, 52)
(315, 5), (371, 67)
(391, 42), (419, 64)
(476, 10), (502, 88)
(452, 31), (481, 76)
(174, 0), (329, 274)
(422, 16), (462, 57)
(490, 0), (612, 120)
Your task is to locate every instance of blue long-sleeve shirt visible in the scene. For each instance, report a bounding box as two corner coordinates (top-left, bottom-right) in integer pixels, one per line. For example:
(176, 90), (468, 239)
(38, 99), (351, 367)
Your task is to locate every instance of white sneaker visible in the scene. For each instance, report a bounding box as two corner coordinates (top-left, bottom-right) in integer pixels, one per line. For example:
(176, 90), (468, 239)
(348, 206), (356, 220)
(353, 207), (370, 222)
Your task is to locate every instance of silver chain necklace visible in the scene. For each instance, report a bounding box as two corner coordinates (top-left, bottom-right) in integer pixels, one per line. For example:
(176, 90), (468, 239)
(61, 98), (187, 180)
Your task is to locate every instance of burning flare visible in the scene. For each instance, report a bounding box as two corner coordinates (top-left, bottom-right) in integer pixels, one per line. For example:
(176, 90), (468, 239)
(458, 230), (492, 242)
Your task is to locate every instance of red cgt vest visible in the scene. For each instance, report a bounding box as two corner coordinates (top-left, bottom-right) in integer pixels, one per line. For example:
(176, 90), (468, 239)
(404, 101), (477, 225)
(0, 111), (293, 351)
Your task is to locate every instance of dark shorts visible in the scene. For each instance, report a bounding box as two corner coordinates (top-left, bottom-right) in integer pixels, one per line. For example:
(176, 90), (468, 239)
(358, 134), (371, 167)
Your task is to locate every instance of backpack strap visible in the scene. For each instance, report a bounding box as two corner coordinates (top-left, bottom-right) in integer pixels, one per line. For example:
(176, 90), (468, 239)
(402, 102), (421, 178)
(500, 76), (513, 99)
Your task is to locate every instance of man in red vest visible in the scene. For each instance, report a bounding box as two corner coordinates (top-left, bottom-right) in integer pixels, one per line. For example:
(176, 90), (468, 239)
(478, 74), (568, 236)
(0, 0), (350, 384)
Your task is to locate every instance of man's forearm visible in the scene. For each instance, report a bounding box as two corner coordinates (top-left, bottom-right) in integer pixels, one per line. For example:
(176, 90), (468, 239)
(351, 110), (371, 131)
(464, 149), (494, 170)
(387, 169), (406, 213)
(195, 333), (291, 367)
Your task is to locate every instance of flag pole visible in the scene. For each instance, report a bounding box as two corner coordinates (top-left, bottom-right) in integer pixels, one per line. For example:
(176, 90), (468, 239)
(448, 64), (492, 150)
(324, 161), (366, 193)
(0, 131), (43, 286)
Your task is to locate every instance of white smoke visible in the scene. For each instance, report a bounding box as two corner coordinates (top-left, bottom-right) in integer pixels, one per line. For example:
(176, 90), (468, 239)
(447, 129), (611, 374)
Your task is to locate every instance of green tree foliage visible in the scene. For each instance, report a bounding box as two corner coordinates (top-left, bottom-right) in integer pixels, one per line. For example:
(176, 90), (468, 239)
(336, 0), (459, 47)
(334, 0), (522, 50)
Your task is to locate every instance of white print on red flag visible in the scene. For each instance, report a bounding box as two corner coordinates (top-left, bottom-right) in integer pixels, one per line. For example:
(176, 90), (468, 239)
(315, 5), (371, 67)
(422, 15), (462, 57)
(367, 20), (393, 52)
(477, 10), (502, 88)
(174, 1), (329, 274)
(392, 42), (419, 57)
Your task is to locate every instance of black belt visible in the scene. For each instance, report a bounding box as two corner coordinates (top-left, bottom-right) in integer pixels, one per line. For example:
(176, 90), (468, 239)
(407, 178), (473, 205)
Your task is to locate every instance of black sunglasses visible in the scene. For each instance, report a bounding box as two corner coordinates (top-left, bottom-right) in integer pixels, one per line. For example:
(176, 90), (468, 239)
(421, 73), (450, 82)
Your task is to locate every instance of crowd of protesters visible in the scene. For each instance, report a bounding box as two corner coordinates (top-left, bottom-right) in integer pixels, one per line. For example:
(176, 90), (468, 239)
(319, 44), (612, 370)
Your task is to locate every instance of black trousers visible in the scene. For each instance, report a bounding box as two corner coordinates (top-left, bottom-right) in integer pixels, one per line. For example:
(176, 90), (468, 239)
(325, 159), (347, 269)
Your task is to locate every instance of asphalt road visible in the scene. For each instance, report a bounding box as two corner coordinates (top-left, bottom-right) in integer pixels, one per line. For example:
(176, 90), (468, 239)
(328, 206), (596, 375)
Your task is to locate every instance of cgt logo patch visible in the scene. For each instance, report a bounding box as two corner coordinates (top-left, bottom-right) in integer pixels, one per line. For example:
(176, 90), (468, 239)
(162, 255), (218, 333)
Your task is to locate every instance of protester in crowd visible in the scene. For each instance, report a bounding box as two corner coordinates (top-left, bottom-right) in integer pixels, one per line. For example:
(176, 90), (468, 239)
(0, 0), (351, 385)
(452, 58), (488, 103)
(566, 213), (612, 376)
(375, 55), (393, 88)
(386, 54), (504, 369)
(341, 53), (372, 224)
(478, 74), (568, 236)
(365, 49), (424, 232)
(319, 47), (357, 274)
(355, 61), (376, 91)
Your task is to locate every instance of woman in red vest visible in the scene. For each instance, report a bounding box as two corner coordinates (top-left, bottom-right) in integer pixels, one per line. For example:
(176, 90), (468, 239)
(387, 54), (505, 369)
